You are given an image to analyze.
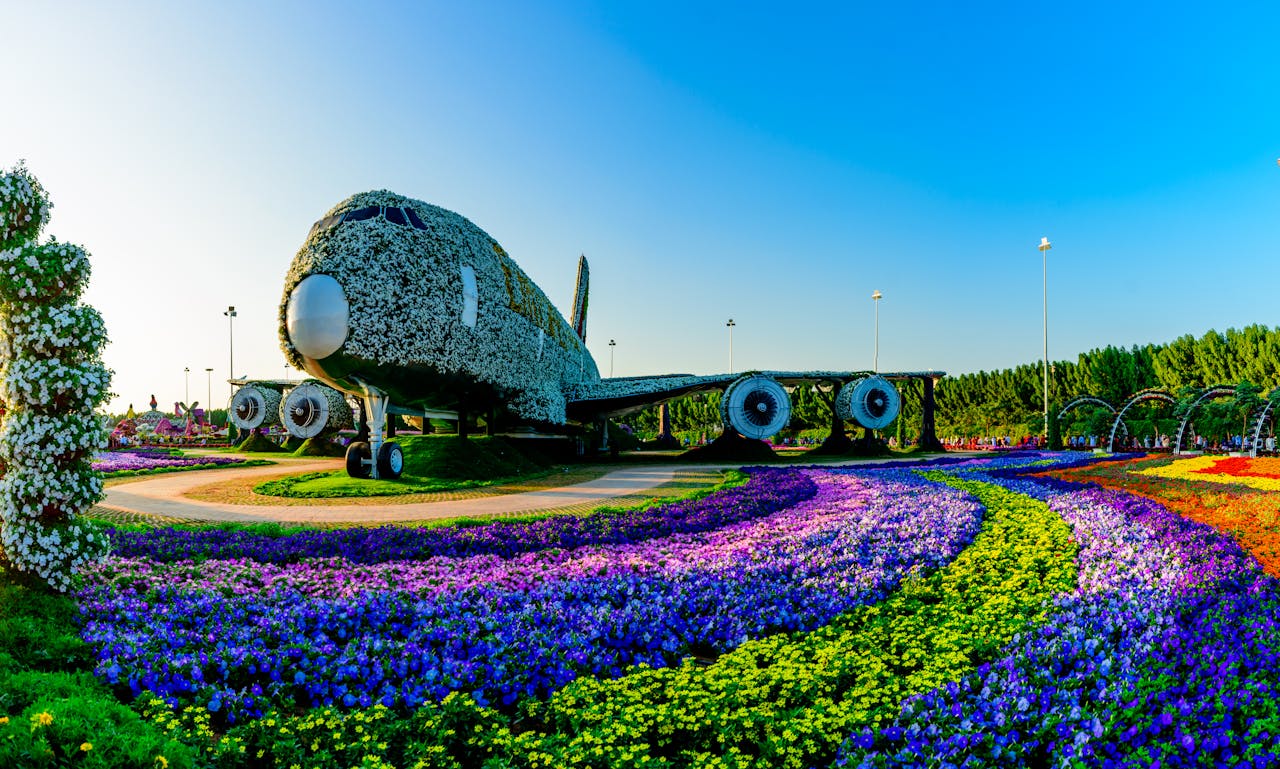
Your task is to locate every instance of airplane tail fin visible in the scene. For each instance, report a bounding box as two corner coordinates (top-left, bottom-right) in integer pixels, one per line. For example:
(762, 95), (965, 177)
(571, 254), (589, 342)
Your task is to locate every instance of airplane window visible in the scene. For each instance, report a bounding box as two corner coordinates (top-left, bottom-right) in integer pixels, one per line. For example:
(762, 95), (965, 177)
(308, 213), (343, 237)
(342, 206), (380, 223)
(405, 208), (428, 230)
(385, 207), (408, 226)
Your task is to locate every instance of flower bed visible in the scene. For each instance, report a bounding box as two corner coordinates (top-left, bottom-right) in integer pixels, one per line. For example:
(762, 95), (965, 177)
(93, 450), (256, 477)
(81, 468), (982, 722)
(1136, 454), (1280, 491)
(1053, 454), (1280, 577)
(839, 467), (1279, 767)
(5, 452), (1278, 767)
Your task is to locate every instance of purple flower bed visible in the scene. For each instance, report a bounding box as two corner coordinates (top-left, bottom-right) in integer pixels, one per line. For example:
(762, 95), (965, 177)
(838, 460), (1280, 768)
(103, 467), (817, 564)
(79, 468), (985, 722)
(93, 450), (248, 474)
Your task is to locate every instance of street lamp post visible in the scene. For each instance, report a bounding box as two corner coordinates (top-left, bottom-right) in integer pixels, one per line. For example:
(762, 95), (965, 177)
(184, 367), (190, 405)
(726, 319), (736, 373)
(608, 339), (616, 378)
(205, 368), (213, 417)
(871, 290), (883, 372)
(1038, 237), (1052, 440)
(224, 306), (236, 403)
(284, 364), (290, 383)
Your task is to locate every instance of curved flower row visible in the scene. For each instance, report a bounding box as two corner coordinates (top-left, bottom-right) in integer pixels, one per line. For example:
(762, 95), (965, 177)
(79, 468), (984, 725)
(410, 471), (1075, 769)
(105, 467), (815, 564)
(838, 462), (1280, 768)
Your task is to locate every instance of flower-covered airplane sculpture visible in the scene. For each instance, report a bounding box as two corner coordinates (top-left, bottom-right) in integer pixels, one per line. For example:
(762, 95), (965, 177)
(280, 190), (937, 478)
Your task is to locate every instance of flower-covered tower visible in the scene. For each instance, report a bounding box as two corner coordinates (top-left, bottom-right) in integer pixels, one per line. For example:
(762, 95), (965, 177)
(0, 162), (112, 591)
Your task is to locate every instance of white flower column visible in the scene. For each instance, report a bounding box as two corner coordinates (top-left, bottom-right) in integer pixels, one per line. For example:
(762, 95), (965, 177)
(0, 163), (111, 591)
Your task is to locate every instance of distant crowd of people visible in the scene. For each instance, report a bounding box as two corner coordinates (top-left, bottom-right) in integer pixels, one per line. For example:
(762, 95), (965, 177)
(943, 432), (1278, 453)
(944, 435), (1045, 450)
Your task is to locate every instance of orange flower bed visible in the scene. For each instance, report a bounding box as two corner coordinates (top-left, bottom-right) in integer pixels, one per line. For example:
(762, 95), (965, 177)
(1191, 455), (1280, 479)
(1133, 454), (1280, 491)
(1045, 455), (1280, 577)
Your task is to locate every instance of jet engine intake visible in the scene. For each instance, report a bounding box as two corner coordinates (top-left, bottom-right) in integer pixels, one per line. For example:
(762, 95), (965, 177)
(836, 375), (901, 430)
(229, 384), (283, 431)
(279, 380), (354, 439)
(720, 375), (791, 440)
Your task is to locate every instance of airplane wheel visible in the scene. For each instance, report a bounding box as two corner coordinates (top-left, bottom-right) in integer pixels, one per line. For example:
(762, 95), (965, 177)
(376, 441), (405, 479)
(345, 441), (372, 478)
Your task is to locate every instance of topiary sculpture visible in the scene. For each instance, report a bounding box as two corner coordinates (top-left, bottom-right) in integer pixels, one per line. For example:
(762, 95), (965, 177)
(0, 162), (112, 591)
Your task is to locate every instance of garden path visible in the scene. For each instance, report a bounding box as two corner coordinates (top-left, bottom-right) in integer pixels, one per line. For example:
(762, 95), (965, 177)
(100, 459), (679, 524)
(99, 453), (973, 526)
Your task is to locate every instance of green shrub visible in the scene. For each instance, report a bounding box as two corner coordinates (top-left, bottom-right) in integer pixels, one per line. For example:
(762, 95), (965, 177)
(235, 432), (281, 453)
(292, 436), (344, 457)
(0, 671), (107, 716)
(0, 694), (194, 769)
(0, 581), (93, 673)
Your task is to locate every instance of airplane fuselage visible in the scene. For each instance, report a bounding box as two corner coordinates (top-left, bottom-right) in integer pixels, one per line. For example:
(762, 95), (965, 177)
(280, 190), (599, 424)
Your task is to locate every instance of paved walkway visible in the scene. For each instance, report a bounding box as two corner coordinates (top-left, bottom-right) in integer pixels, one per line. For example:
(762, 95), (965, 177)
(101, 459), (679, 524)
(99, 452), (976, 525)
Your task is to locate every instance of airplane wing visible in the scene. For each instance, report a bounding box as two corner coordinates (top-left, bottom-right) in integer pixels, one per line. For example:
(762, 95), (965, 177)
(564, 370), (944, 420)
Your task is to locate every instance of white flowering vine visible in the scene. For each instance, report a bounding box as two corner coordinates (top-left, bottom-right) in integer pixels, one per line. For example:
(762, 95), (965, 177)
(0, 162), (112, 591)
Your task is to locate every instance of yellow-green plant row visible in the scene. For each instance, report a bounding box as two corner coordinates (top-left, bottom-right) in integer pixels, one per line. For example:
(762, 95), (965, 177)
(172, 475), (1077, 769)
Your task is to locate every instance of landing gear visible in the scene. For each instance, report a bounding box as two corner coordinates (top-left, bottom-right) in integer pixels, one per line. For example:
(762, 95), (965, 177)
(348, 379), (402, 480)
(345, 441), (372, 478)
(376, 441), (405, 479)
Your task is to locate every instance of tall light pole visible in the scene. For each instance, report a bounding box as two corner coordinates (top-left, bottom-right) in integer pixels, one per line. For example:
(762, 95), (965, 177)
(871, 290), (883, 372)
(726, 319), (736, 373)
(284, 363), (290, 383)
(205, 368), (213, 415)
(1038, 237), (1052, 440)
(184, 367), (190, 405)
(608, 339), (616, 378)
(224, 306), (236, 403)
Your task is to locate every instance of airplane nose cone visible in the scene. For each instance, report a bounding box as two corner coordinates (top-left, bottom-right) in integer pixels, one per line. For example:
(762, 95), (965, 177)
(287, 274), (349, 359)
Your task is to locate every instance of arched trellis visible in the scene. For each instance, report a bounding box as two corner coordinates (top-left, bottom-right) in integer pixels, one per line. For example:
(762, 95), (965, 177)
(1250, 391), (1280, 457)
(1108, 389), (1176, 453)
(1057, 395), (1126, 447)
(1056, 395), (1116, 422)
(1173, 385), (1237, 454)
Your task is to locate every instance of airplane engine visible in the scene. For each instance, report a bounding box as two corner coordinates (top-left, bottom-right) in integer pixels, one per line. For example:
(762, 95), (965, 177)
(836, 375), (901, 430)
(228, 383), (283, 431)
(279, 380), (354, 439)
(720, 375), (791, 440)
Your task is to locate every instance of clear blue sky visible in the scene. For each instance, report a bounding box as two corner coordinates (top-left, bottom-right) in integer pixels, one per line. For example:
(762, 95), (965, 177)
(4, 1), (1278, 413)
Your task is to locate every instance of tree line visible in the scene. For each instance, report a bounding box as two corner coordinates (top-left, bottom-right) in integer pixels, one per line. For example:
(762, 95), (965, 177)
(628, 325), (1280, 446)
(936, 324), (1280, 442)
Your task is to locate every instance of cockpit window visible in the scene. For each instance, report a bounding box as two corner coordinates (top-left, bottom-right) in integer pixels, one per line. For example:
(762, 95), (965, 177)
(308, 205), (431, 238)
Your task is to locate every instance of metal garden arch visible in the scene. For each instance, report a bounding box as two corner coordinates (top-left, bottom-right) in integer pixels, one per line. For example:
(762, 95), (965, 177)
(1172, 385), (1237, 454)
(1107, 389), (1176, 453)
(1250, 391), (1280, 457)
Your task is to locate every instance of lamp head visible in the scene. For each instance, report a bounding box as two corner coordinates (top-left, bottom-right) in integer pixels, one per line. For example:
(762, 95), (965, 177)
(1039, 237), (1052, 251)
(872, 290), (883, 300)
